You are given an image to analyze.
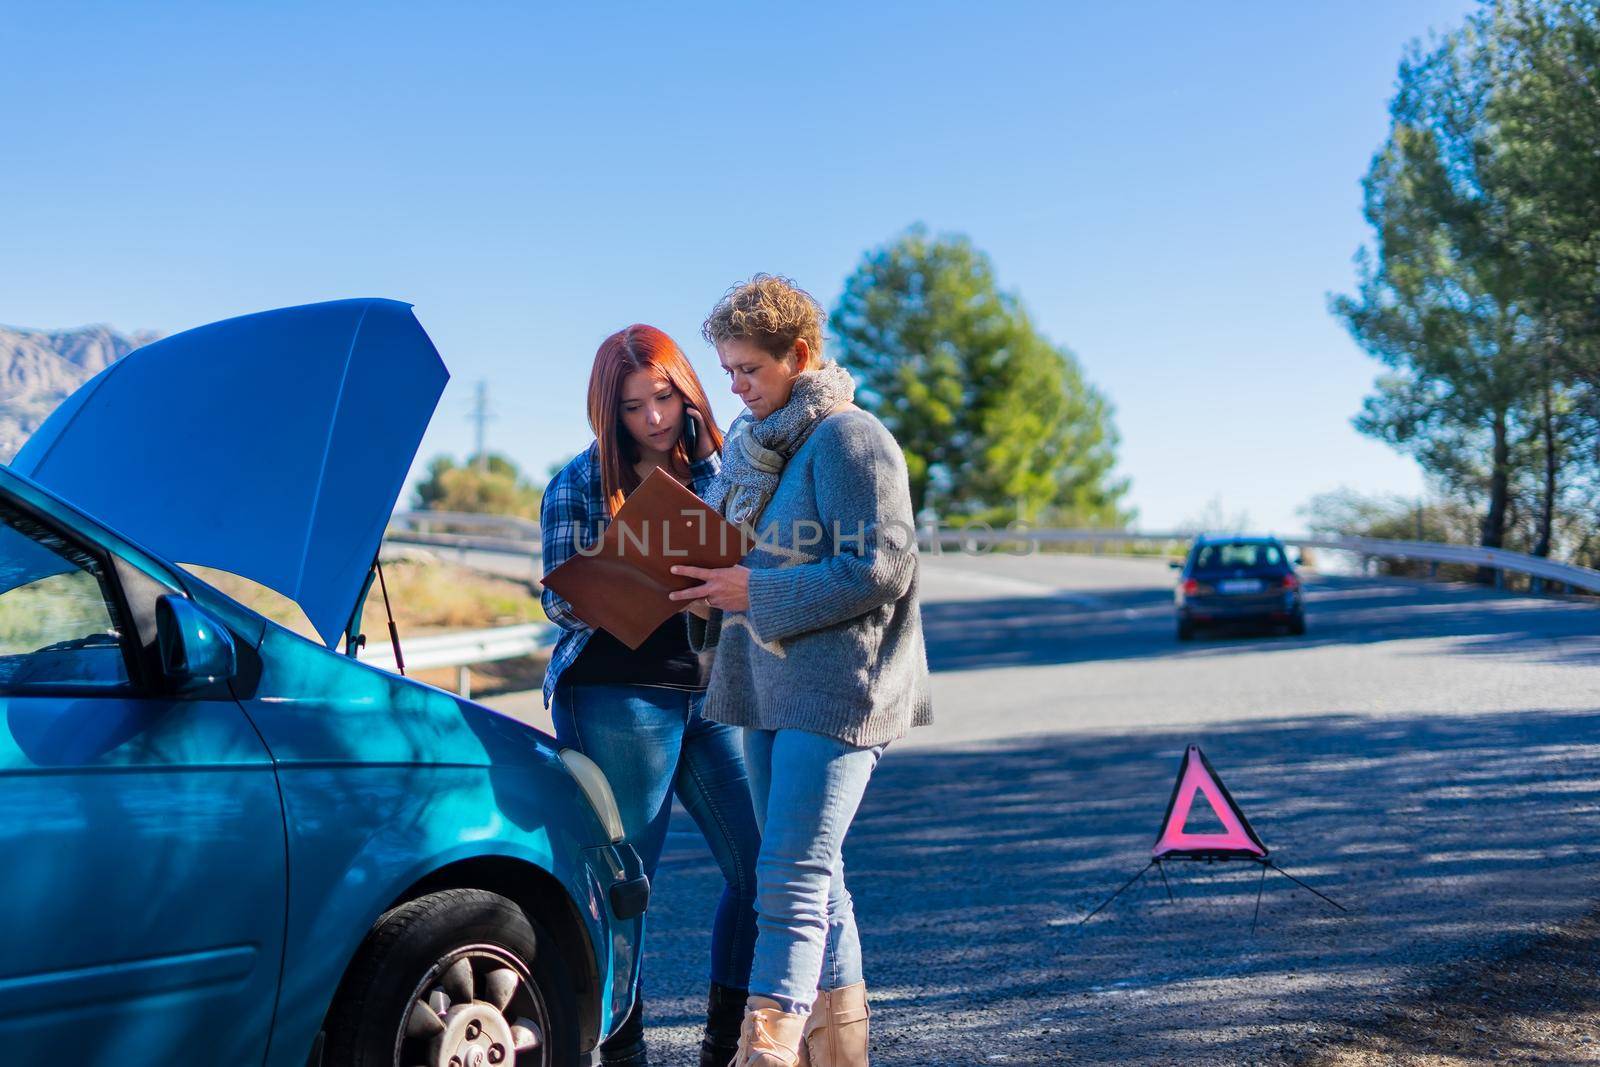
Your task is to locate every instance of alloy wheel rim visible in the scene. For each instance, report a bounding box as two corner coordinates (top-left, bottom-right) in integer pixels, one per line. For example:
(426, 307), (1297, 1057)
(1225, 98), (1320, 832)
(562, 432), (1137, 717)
(392, 943), (550, 1067)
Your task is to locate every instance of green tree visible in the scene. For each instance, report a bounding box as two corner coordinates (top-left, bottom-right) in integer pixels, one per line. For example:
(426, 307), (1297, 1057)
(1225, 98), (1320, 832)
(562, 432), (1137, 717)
(1337, 5), (1600, 560)
(832, 226), (1129, 524)
(1334, 24), (1542, 553)
(1479, 1), (1600, 387)
(1479, 0), (1600, 557)
(413, 452), (542, 518)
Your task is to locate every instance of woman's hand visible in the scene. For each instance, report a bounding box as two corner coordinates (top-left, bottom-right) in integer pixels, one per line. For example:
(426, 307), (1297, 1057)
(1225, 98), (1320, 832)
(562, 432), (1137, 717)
(684, 405), (715, 461)
(669, 564), (750, 612)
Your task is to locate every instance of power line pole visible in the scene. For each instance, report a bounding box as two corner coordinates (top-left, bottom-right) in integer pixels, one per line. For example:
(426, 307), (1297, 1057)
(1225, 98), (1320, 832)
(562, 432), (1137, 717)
(468, 380), (495, 472)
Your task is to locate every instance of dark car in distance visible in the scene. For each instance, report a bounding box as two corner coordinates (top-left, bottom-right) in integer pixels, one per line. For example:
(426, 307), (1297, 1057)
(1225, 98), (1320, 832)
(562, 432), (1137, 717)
(1173, 535), (1305, 640)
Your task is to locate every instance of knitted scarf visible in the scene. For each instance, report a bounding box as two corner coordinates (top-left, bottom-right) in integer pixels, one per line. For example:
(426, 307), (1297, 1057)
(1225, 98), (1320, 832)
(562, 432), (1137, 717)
(704, 361), (857, 528)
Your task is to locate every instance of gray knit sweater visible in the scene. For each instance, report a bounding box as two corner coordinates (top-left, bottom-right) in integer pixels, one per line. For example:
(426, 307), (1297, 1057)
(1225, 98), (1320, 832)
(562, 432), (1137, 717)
(691, 407), (933, 747)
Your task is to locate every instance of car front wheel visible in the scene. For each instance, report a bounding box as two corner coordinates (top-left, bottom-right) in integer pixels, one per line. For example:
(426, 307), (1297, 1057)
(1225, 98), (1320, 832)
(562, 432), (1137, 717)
(324, 888), (578, 1067)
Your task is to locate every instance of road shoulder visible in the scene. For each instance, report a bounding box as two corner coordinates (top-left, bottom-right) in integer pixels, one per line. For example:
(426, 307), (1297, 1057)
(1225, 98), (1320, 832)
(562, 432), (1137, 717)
(1292, 903), (1600, 1064)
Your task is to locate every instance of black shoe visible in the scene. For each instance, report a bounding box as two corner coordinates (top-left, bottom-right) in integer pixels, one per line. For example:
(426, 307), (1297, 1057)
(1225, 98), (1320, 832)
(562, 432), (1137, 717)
(699, 982), (748, 1067)
(601, 996), (648, 1067)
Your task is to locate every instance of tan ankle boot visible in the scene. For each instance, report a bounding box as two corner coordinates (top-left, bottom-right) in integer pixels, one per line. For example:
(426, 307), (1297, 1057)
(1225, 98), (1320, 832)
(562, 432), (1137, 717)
(734, 995), (808, 1067)
(797, 982), (870, 1067)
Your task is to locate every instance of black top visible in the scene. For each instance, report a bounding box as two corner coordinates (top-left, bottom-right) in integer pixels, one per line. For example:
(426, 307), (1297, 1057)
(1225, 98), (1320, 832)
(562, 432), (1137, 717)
(561, 615), (704, 690)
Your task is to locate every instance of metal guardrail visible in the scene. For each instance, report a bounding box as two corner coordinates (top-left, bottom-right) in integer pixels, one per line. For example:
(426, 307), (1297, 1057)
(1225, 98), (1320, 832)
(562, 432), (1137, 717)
(390, 510), (540, 540)
(918, 526), (1600, 594)
(358, 622), (557, 697)
(387, 511), (542, 561)
(386, 512), (1600, 593)
(1289, 534), (1600, 593)
(921, 527), (1189, 551)
(368, 523), (1598, 695)
(386, 528), (543, 558)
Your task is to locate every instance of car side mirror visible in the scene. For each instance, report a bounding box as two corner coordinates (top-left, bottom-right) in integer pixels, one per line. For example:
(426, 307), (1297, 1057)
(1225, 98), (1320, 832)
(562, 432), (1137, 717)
(156, 594), (237, 692)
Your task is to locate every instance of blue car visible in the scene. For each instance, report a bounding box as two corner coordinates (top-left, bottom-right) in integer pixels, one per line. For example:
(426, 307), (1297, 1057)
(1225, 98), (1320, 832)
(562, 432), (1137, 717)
(0, 300), (646, 1067)
(1173, 534), (1306, 640)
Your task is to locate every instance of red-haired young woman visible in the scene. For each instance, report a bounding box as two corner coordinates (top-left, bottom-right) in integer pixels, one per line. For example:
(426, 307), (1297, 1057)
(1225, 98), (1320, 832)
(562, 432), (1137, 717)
(541, 324), (761, 1067)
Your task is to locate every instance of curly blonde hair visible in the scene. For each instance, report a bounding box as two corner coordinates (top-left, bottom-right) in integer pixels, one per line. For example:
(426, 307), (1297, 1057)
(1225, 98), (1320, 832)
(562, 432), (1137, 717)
(701, 273), (826, 366)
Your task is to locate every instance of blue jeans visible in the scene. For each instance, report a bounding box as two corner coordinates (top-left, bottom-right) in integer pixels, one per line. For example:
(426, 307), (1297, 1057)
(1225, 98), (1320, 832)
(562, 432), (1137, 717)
(743, 728), (884, 1014)
(551, 683), (760, 990)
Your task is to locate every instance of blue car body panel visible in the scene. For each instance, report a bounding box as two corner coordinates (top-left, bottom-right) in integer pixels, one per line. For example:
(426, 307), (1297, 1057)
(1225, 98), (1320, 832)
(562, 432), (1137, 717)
(0, 301), (644, 1065)
(12, 298), (448, 647)
(0, 468), (289, 1062)
(0, 692), (287, 1063)
(213, 618), (642, 1067)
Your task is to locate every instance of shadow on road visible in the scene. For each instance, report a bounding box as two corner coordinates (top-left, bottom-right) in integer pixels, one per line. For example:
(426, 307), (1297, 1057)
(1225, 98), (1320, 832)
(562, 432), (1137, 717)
(921, 575), (1600, 673)
(644, 706), (1600, 1065)
(1298, 898), (1600, 1065)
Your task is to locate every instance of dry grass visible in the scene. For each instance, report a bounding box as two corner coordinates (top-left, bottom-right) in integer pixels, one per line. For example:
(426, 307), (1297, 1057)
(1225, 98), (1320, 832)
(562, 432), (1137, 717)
(364, 558), (543, 635)
(184, 558), (543, 641)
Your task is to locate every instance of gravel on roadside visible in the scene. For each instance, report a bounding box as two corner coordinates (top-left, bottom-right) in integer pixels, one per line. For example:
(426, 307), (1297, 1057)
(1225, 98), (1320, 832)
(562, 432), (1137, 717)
(1287, 902), (1600, 1066)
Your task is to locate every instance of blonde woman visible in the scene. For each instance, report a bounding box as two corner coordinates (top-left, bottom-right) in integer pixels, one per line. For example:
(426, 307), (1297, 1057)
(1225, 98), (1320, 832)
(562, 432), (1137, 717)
(670, 276), (932, 1067)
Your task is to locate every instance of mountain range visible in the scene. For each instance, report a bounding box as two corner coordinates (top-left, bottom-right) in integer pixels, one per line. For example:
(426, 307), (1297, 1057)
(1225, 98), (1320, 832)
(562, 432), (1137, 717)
(0, 323), (159, 461)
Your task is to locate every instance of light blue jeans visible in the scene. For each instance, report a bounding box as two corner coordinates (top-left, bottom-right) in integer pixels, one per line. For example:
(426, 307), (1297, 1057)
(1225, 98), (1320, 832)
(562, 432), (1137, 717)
(551, 683), (760, 990)
(743, 727), (885, 1014)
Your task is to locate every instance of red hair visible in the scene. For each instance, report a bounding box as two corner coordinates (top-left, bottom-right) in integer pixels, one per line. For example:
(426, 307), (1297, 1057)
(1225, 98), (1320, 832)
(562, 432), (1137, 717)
(588, 324), (724, 517)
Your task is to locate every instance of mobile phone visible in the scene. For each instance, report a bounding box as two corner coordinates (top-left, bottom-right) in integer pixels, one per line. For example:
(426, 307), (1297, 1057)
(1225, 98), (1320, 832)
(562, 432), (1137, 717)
(682, 405), (700, 456)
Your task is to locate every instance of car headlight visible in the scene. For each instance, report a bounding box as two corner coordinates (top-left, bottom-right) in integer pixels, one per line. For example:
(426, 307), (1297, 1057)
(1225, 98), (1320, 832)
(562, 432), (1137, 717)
(559, 749), (626, 844)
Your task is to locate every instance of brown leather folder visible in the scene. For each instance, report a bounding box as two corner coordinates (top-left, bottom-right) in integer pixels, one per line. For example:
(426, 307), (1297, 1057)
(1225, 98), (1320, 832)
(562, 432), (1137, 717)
(541, 467), (754, 649)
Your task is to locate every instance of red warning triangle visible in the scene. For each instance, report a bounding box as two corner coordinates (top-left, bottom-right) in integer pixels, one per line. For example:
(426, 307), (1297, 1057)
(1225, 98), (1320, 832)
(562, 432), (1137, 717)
(1152, 745), (1268, 859)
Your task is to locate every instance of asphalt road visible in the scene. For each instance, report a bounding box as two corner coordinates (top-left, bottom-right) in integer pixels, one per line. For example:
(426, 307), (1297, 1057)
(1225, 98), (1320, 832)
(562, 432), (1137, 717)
(483, 552), (1600, 1065)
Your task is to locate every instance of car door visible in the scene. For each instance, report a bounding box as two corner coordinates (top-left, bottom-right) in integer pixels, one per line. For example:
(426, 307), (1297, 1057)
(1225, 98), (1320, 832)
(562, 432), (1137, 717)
(0, 493), (287, 1065)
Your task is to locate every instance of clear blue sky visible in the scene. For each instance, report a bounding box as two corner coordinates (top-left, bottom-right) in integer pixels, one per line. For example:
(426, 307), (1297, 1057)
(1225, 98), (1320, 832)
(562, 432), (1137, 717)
(1, 2), (1481, 532)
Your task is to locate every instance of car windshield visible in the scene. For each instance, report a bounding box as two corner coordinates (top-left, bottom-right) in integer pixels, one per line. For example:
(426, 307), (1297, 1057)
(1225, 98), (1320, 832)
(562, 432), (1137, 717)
(1191, 542), (1287, 574)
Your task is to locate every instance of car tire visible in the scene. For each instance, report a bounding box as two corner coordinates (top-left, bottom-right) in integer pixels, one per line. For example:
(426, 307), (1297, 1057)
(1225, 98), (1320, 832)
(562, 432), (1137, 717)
(1288, 612), (1307, 636)
(1177, 619), (1195, 641)
(323, 888), (579, 1067)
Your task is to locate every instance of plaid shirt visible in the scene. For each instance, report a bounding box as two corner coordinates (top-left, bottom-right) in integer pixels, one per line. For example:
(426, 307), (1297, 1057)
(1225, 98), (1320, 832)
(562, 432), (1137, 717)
(540, 442), (721, 707)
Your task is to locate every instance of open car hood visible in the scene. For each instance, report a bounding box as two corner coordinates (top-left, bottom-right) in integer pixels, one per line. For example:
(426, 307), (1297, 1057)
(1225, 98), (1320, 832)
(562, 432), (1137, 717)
(11, 298), (449, 646)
